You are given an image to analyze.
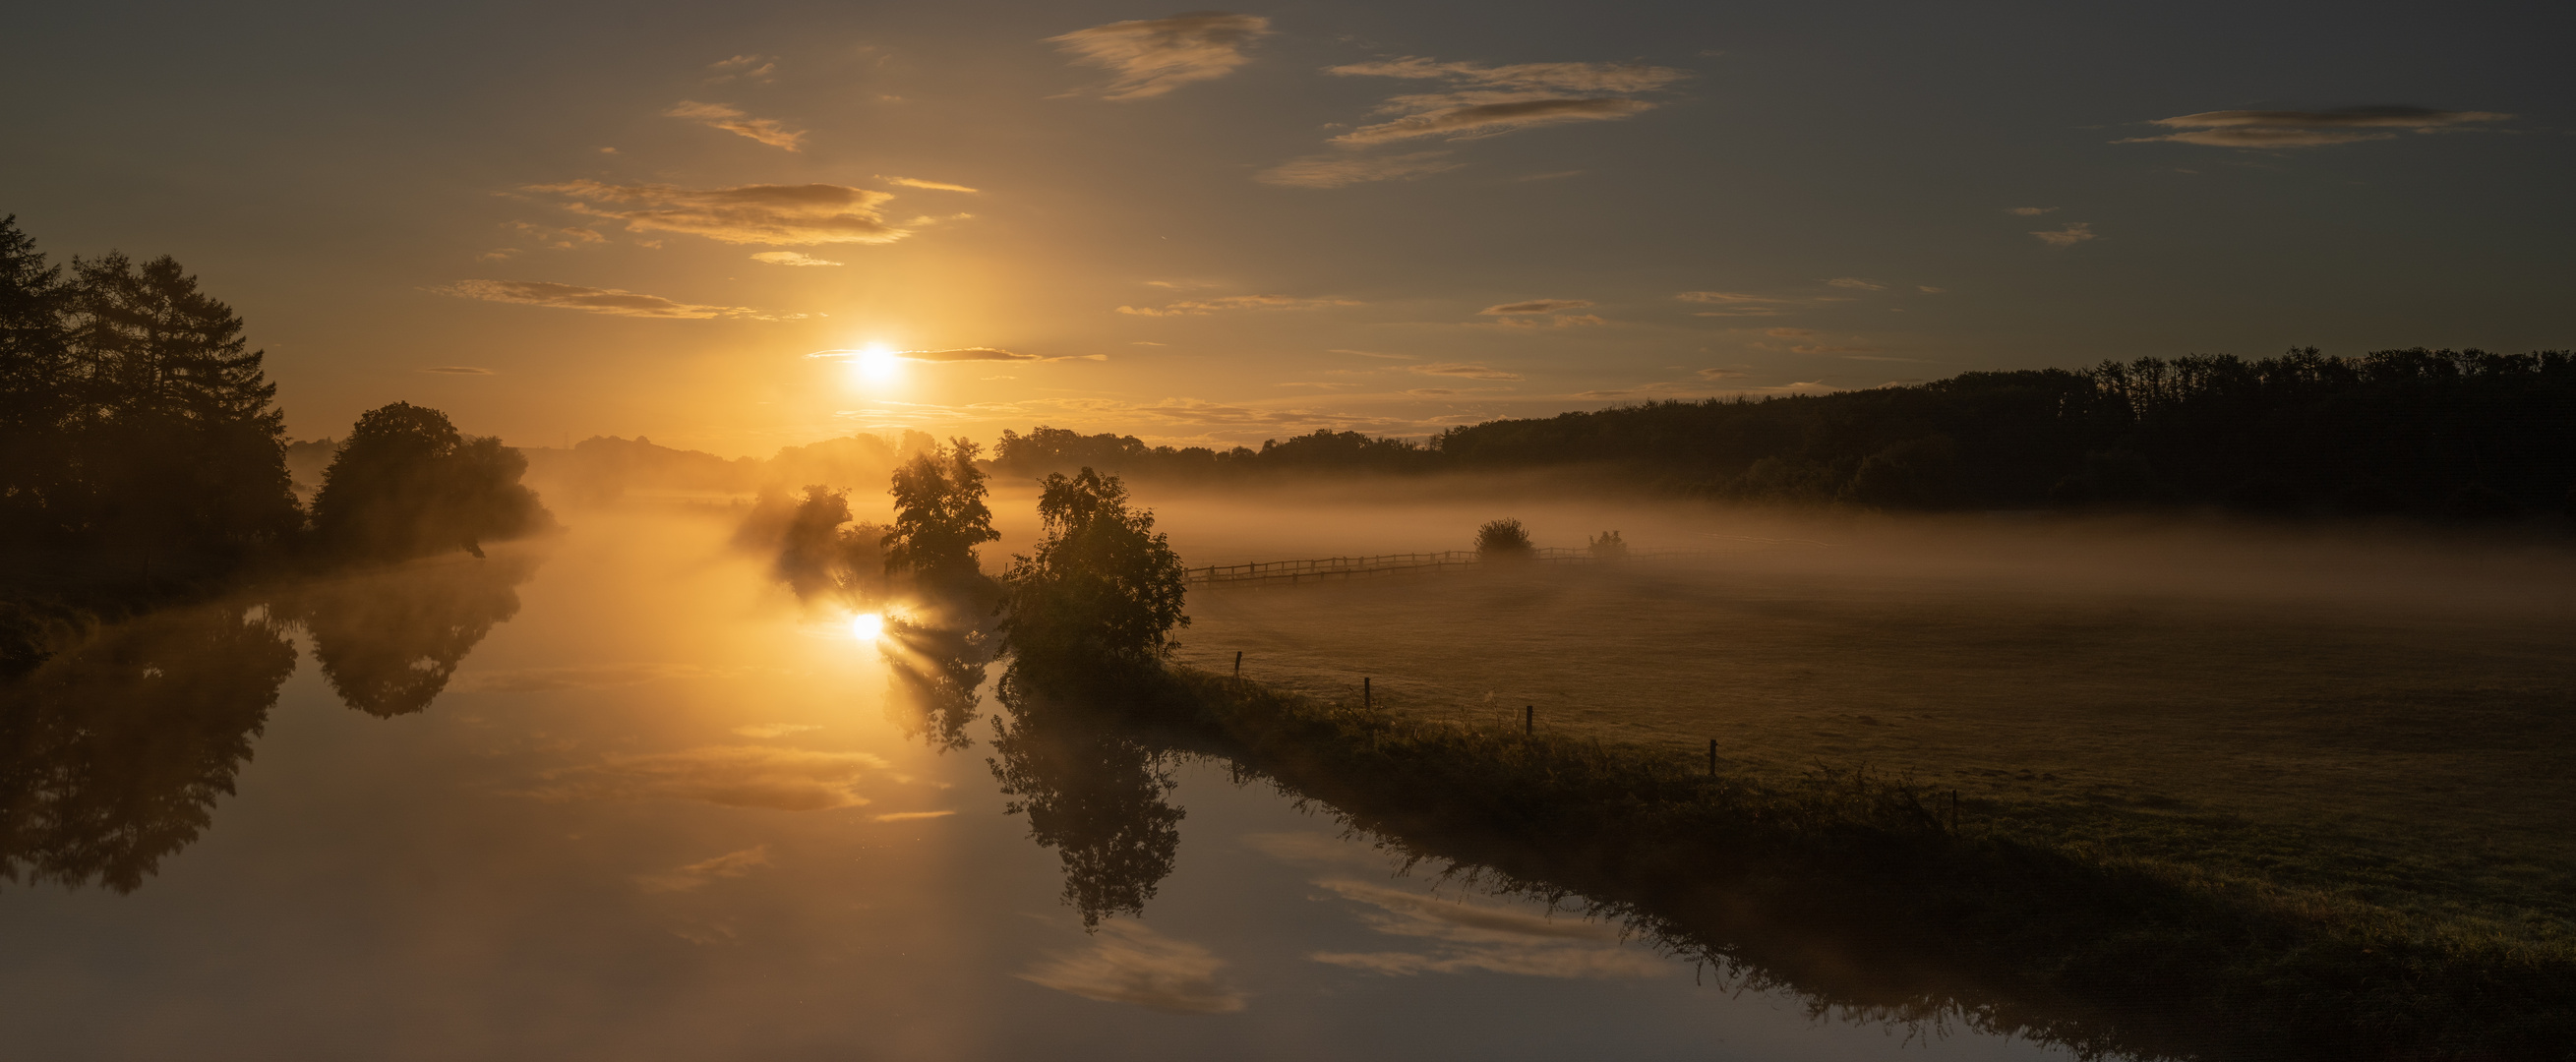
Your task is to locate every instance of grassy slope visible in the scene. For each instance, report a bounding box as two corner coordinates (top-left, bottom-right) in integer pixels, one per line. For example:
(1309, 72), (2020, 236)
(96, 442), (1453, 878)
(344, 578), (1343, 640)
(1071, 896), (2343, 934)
(1133, 665), (2575, 1061)
(1174, 552), (2576, 939)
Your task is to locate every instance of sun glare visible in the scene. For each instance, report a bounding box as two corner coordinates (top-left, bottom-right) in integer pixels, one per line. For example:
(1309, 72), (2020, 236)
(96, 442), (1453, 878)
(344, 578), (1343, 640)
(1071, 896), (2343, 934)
(848, 342), (902, 384)
(850, 612), (886, 640)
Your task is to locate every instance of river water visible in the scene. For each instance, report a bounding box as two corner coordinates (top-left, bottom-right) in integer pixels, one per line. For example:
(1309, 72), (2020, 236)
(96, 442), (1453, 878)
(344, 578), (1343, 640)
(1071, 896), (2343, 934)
(1, 511), (2102, 1061)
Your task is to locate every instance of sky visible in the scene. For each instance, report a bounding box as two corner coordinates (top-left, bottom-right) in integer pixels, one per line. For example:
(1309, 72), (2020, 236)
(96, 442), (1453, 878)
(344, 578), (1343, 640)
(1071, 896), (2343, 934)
(4, 0), (2569, 457)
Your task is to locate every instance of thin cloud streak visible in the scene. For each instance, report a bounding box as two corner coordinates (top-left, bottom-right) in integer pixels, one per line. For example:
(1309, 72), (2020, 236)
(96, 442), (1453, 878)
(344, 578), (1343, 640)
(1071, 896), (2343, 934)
(1048, 13), (1272, 100)
(1116, 294), (1362, 317)
(1335, 97), (1654, 146)
(663, 101), (807, 150)
(529, 180), (907, 246)
(1257, 151), (1462, 188)
(2119, 105), (2509, 148)
(438, 279), (762, 320)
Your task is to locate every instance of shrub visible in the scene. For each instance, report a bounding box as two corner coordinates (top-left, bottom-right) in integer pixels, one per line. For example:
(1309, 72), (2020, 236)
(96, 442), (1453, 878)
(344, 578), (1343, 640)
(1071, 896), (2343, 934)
(883, 437), (998, 581)
(1474, 517), (1533, 558)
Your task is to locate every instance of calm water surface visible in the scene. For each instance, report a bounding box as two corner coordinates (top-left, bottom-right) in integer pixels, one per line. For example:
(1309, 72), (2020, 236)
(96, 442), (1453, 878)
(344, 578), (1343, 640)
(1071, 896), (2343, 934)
(1, 512), (2101, 1061)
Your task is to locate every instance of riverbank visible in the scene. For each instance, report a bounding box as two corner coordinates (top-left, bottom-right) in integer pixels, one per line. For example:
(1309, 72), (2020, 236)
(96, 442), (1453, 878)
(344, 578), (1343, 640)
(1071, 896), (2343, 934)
(1123, 664), (2574, 1061)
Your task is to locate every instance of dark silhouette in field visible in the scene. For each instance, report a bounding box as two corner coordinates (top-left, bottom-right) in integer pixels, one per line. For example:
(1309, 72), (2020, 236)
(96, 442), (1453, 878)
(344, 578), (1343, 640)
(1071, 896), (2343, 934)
(310, 402), (550, 562)
(278, 555), (536, 717)
(1472, 517), (1533, 559)
(988, 663), (1183, 928)
(0, 602), (296, 893)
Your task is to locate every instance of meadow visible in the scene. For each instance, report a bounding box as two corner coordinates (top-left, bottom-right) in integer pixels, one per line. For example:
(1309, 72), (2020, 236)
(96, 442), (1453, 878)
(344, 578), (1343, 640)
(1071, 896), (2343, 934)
(1141, 487), (2576, 940)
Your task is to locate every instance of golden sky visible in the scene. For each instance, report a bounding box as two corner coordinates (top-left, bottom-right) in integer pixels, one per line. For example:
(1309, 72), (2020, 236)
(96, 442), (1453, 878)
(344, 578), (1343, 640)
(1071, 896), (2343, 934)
(5, 3), (2566, 456)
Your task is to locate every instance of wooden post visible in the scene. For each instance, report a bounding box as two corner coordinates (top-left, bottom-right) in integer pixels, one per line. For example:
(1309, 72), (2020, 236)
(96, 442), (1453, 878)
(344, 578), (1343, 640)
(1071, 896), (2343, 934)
(1524, 705), (1533, 736)
(1363, 677), (1371, 709)
(1949, 790), (1959, 833)
(1233, 650), (1242, 676)
(1707, 738), (1716, 778)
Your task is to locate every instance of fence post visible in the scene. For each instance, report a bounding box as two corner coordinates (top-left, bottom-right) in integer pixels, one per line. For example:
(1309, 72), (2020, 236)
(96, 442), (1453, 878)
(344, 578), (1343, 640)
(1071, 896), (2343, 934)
(1707, 738), (1716, 778)
(1363, 677), (1371, 709)
(1525, 705), (1533, 736)
(1233, 650), (1242, 677)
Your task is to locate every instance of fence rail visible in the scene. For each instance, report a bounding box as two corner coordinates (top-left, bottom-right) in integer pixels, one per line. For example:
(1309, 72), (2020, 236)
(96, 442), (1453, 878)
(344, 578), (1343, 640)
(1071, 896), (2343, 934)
(1184, 546), (1728, 587)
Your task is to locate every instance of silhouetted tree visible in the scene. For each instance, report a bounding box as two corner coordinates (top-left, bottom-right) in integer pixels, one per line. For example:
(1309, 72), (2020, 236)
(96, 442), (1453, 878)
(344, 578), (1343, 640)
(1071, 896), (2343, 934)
(988, 664), (1182, 927)
(310, 402), (549, 561)
(279, 554), (533, 717)
(884, 437), (997, 581)
(0, 216), (78, 546)
(0, 603), (295, 892)
(999, 468), (1187, 678)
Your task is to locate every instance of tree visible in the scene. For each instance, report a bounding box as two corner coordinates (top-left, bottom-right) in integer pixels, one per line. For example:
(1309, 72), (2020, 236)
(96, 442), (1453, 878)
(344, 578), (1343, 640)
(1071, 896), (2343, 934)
(65, 252), (298, 555)
(999, 468), (1188, 677)
(883, 437), (998, 580)
(310, 402), (549, 561)
(0, 216), (76, 543)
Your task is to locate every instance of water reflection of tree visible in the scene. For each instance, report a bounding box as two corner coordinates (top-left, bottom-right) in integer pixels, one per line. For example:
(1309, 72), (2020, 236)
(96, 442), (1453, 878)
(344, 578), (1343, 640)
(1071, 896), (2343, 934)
(0, 604), (296, 892)
(280, 554), (535, 717)
(988, 665), (1183, 928)
(883, 620), (991, 752)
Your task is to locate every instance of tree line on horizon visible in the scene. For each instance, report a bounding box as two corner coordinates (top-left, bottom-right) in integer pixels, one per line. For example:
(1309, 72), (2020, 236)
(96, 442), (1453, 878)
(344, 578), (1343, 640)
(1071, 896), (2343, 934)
(0, 216), (550, 670)
(990, 347), (2576, 521)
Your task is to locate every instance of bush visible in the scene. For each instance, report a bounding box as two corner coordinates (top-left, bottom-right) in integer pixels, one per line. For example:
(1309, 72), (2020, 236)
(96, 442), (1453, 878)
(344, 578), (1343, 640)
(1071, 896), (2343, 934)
(1474, 517), (1533, 558)
(884, 437), (997, 581)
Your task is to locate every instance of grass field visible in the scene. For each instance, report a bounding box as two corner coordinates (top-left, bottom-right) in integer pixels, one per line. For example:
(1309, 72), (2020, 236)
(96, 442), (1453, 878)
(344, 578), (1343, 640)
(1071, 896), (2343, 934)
(1163, 508), (2576, 939)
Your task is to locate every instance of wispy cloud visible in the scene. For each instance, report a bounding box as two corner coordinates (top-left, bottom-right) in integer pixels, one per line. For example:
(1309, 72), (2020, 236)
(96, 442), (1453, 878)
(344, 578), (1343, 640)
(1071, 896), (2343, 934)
(706, 55), (777, 84)
(1020, 921), (1246, 1014)
(1048, 13), (1272, 100)
(1322, 57), (1684, 146)
(1115, 294), (1362, 317)
(2118, 105), (2510, 148)
(420, 365), (493, 375)
(1257, 151), (1462, 188)
(665, 101), (806, 150)
(438, 279), (763, 320)
(637, 846), (770, 893)
(505, 221), (605, 249)
(870, 810), (955, 823)
(1480, 298), (1593, 315)
(1824, 277), (1885, 291)
(808, 346), (1101, 364)
(876, 175), (980, 193)
(2032, 221), (2097, 247)
(528, 746), (890, 810)
(1409, 362), (1523, 381)
(1332, 348), (1414, 360)
(529, 181), (908, 246)
(751, 251), (842, 266)
(2007, 206), (2058, 216)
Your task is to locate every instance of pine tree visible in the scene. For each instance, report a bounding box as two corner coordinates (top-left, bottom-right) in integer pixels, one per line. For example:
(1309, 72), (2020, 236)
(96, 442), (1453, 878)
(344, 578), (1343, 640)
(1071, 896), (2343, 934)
(0, 216), (76, 543)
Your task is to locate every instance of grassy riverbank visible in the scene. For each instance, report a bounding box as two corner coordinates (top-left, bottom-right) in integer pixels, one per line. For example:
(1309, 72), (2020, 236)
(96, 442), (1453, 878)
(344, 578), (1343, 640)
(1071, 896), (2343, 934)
(1126, 664), (2575, 1061)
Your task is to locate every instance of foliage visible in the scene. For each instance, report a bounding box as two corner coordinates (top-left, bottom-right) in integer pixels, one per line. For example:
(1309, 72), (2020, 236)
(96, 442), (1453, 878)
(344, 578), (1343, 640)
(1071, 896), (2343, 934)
(1473, 517), (1532, 558)
(310, 402), (551, 561)
(884, 437), (998, 580)
(999, 468), (1188, 677)
(276, 555), (532, 717)
(0, 220), (299, 561)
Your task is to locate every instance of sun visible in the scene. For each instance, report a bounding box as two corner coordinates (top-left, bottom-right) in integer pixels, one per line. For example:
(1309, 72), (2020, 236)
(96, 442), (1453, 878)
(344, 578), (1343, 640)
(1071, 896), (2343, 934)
(848, 342), (902, 384)
(850, 612), (885, 640)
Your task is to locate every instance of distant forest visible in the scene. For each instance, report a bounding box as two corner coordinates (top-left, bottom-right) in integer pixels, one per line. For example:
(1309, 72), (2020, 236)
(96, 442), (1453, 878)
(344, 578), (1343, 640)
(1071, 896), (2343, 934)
(992, 349), (2576, 520)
